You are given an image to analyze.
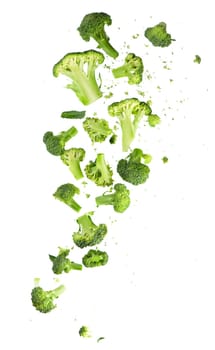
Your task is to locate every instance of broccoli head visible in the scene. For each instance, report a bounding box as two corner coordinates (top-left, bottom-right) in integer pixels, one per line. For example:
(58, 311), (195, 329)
(84, 153), (113, 187)
(77, 12), (118, 59)
(43, 126), (78, 156)
(53, 183), (81, 212)
(53, 50), (104, 105)
(95, 183), (130, 213)
(83, 117), (112, 143)
(144, 22), (173, 47)
(61, 148), (86, 180)
(79, 326), (92, 338)
(72, 213), (107, 248)
(117, 148), (150, 185)
(112, 53), (144, 84)
(31, 284), (65, 313)
(49, 248), (82, 274)
(82, 249), (109, 268)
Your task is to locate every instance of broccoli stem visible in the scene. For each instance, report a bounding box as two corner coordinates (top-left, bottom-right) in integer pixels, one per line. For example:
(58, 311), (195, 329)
(77, 214), (94, 230)
(69, 161), (84, 180)
(112, 66), (128, 78)
(69, 200), (82, 212)
(95, 193), (114, 206)
(61, 126), (78, 142)
(50, 285), (66, 298)
(97, 37), (118, 58)
(70, 262), (83, 270)
(119, 117), (135, 152)
(96, 153), (110, 180)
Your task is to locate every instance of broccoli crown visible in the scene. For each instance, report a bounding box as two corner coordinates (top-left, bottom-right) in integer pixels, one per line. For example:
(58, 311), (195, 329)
(82, 249), (109, 268)
(53, 183), (81, 212)
(83, 117), (112, 143)
(117, 148), (150, 185)
(84, 153), (113, 186)
(73, 213), (107, 248)
(43, 126), (78, 156)
(77, 12), (119, 59)
(61, 148), (86, 180)
(112, 53), (144, 84)
(144, 22), (173, 47)
(31, 285), (65, 313)
(79, 326), (91, 338)
(53, 50), (105, 105)
(49, 248), (82, 274)
(95, 183), (130, 213)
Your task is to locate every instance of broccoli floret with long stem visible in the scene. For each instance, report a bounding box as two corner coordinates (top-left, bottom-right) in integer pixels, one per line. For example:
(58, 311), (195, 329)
(84, 153), (113, 186)
(60, 148), (86, 180)
(108, 98), (152, 152)
(49, 248), (82, 274)
(144, 22), (174, 47)
(112, 53), (144, 85)
(43, 126), (78, 156)
(83, 117), (112, 143)
(31, 284), (65, 313)
(73, 213), (107, 248)
(95, 183), (130, 213)
(53, 50), (105, 105)
(79, 326), (92, 338)
(77, 12), (118, 59)
(82, 249), (109, 268)
(61, 110), (86, 119)
(53, 183), (81, 212)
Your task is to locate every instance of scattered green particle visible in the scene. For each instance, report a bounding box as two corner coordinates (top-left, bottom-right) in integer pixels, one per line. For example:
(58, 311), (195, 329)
(194, 55), (201, 64)
(104, 92), (113, 99)
(137, 90), (145, 97)
(86, 193), (91, 198)
(146, 100), (152, 106)
(162, 156), (168, 163)
(169, 79), (174, 83)
(132, 33), (140, 39)
(163, 65), (171, 70)
(147, 74), (152, 80)
(97, 337), (105, 342)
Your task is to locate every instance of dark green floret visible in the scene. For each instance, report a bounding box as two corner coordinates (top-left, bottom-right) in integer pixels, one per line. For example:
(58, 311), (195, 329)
(95, 183), (130, 213)
(43, 126), (78, 156)
(112, 53), (144, 84)
(79, 326), (91, 338)
(61, 148), (86, 180)
(85, 153), (113, 187)
(144, 22), (173, 47)
(49, 248), (82, 274)
(53, 183), (81, 212)
(31, 284), (65, 313)
(83, 117), (112, 143)
(82, 249), (109, 267)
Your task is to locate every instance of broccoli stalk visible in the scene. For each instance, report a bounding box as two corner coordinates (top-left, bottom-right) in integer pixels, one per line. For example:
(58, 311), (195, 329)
(31, 284), (65, 313)
(43, 126), (78, 156)
(95, 183), (130, 213)
(83, 117), (112, 143)
(61, 148), (86, 180)
(82, 249), (109, 268)
(84, 153), (113, 186)
(49, 248), (82, 274)
(112, 53), (144, 84)
(53, 183), (81, 212)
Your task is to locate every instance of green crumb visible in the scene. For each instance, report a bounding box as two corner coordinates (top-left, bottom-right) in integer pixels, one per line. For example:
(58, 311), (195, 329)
(97, 337), (105, 342)
(137, 90), (145, 97)
(162, 156), (168, 163)
(194, 55), (201, 64)
(79, 325), (91, 338)
(132, 33), (140, 39)
(104, 92), (113, 99)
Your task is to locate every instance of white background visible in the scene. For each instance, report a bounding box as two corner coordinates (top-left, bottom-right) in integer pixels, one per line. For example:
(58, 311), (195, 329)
(0, 0), (215, 349)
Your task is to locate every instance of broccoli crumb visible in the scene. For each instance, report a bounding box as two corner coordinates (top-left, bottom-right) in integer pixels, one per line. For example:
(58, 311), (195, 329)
(162, 156), (168, 163)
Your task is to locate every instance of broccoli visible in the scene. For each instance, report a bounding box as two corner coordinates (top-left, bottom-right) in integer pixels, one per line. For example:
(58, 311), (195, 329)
(77, 12), (118, 59)
(79, 326), (92, 338)
(112, 53), (144, 85)
(49, 248), (82, 274)
(53, 50), (105, 105)
(144, 22), (173, 47)
(31, 284), (65, 313)
(53, 183), (81, 212)
(61, 110), (86, 119)
(109, 133), (117, 144)
(43, 126), (78, 156)
(117, 148), (150, 185)
(147, 114), (161, 127)
(194, 55), (201, 64)
(72, 213), (107, 248)
(162, 156), (168, 163)
(84, 153), (113, 187)
(82, 249), (109, 268)
(60, 148), (86, 180)
(95, 183), (130, 213)
(108, 98), (152, 152)
(83, 117), (112, 143)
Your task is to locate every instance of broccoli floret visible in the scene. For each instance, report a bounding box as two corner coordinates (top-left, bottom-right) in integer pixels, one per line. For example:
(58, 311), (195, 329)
(79, 326), (92, 338)
(162, 156), (168, 163)
(112, 53), (144, 85)
(95, 183), (130, 213)
(82, 249), (109, 268)
(73, 213), (107, 248)
(31, 284), (65, 313)
(53, 50), (105, 105)
(144, 22), (173, 47)
(43, 126), (78, 156)
(60, 148), (86, 180)
(194, 55), (201, 64)
(147, 114), (161, 127)
(53, 183), (81, 212)
(61, 110), (86, 119)
(109, 133), (117, 144)
(77, 12), (118, 59)
(83, 117), (112, 143)
(117, 148), (150, 185)
(49, 248), (82, 274)
(108, 98), (152, 152)
(84, 153), (113, 186)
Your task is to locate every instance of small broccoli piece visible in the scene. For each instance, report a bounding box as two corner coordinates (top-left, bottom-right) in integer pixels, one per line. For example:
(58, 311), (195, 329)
(108, 98), (152, 152)
(61, 148), (86, 180)
(73, 213), (107, 248)
(162, 156), (168, 163)
(53, 183), (81, 212)
(49, 248), (82, 274)
(53, 50), (105, 105)
(61, 110), (86, 119)
(84, 153), (113, 186)
(79, 326), (92, 338)
(144, 22), (173, 47)
(95, 183), (130, 213)
(109, 133), (117, 144)
(147, 114), (161, 127)
(117, 148), (150, 185)
(194, 55), (201, 64)
(31, 284), (65, 313)
(77, 12), (118, 59)
(112, 53), (144, 85)
(82, 249), (109, 268)
(43, 126), (78, 156)
(83, 117), (112, 143)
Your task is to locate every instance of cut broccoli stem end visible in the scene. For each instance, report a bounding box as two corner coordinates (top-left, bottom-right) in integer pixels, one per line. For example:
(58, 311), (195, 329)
(96, 193), (114, 207)
(67, 75), (102, 105)
(120, 118), (135, 152)
(68, 199), (82, 212)
(51, 285), (66, 298)
(70, 262), (83, 271)
(112, 66), (129, 78)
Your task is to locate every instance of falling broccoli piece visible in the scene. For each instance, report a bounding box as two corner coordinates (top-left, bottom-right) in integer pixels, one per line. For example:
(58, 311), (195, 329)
(49, 248), (82, 274)
(83, 117), (112, 143)
(117, 148), (150, 186)
(144, 22), (173, 47)
(43, 126), (78, 156)
(147, 114), (161, 127)
(84, 153), (113, 187)
(82, 249), (109, 268)
(112, 53), (144, 85)
(79, 326), (92, 338)
(53, 183), (81, 212)
(109, 133), (117, 144)
(97, 337), (105, 342)
(53, 50), (105, 105)
(61, 110), (86, 119)
(73, 213), (107, 248)
(77, 12), (118, 59)
(31, 284), (65, 313)
(142, 153), (152, 164)
(95, 183), (130, 213)
(162, 156), (168, 163)
(194, 55), (201, 64)
(60, 148), (86, 180)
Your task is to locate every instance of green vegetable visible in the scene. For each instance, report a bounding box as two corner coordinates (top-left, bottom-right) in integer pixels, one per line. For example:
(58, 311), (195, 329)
(147, 114), (161, 127)
(144, 22), (173, 47)
(53, 183), (81, 212)
(53, 50), (105, 105)
(84, 153), (113, 187)
(79, 326), (91, 338)
(73, 213), (107, 248)
(77, 12), (118, 59)
(162, 156), (168, 163)
(112, 53), (144, 85)
(109, 133), (117, 144)
(31, 284), (65, 313)
(43, 126), (78, 156)
(194, 55), (201, 64)
(49, 248), (82, 274)
(61, 110), (86, 119)
(95, 183), (130, 213)
(60, 148), (86, 180)
(82, 249), (109, 268)
(83, 117), (112, 143)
